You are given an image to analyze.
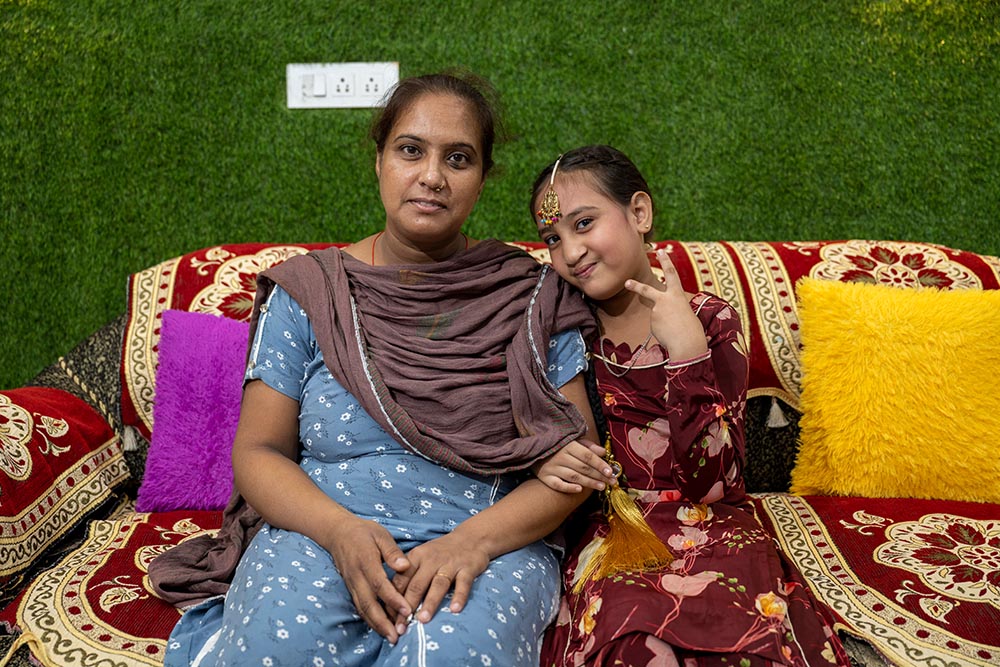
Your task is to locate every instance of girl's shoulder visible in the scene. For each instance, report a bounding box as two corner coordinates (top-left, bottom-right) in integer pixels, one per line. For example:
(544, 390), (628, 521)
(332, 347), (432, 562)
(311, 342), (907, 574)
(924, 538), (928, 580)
(691, 290), (732, 313)
(691, 291), (742, 329)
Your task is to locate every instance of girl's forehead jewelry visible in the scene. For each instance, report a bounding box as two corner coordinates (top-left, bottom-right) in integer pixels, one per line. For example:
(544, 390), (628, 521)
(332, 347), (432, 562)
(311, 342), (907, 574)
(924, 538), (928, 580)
(537, 154), (563, 226)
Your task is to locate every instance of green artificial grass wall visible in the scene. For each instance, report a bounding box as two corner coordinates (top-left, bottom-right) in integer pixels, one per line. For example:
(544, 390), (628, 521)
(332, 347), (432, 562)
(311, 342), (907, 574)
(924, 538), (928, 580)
(2, 0), (999, 389)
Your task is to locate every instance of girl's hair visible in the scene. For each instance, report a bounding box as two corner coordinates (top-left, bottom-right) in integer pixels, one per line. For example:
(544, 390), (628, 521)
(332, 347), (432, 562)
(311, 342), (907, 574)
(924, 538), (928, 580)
(369, 70), (505, 177)
(530, 145), (655, 240)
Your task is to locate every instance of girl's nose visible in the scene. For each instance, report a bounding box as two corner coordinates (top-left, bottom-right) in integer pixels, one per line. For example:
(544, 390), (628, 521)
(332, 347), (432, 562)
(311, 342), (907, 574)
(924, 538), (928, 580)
(562, 235), (587, 265)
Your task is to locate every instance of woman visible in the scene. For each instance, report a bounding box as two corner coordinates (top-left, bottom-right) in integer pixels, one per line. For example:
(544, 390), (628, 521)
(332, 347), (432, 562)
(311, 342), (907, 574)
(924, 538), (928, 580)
(158, 72), (600, 667)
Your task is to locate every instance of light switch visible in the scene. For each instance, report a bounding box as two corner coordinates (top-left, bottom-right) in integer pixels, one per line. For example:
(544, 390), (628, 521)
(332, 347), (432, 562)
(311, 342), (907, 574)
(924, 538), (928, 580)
(311, 72), (327, 97)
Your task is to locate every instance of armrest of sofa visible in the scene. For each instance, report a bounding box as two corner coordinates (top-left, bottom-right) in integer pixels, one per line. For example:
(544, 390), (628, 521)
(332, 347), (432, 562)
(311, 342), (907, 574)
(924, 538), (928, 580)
(27, 313), (153, 496)
(0, 387), (130, 608)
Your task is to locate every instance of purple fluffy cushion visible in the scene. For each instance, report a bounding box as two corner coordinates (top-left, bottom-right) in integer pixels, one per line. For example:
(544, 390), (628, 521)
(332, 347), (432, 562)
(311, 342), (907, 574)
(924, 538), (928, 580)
(135, 310), (249, 512)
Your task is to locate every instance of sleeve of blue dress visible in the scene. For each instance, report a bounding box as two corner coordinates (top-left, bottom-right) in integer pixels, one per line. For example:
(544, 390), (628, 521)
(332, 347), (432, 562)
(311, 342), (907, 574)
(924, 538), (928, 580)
(545, 328), (587, 389)
(244, 285), (318, 398)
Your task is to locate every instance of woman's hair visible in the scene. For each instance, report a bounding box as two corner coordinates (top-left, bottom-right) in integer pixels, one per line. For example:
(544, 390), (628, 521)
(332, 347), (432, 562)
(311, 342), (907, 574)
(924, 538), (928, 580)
(370, 70), (504, 177)
(530, 145), (655, 240)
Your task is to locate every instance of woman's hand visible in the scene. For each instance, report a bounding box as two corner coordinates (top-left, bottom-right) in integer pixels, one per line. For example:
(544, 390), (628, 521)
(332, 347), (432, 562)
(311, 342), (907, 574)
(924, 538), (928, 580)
(533, 439), (616, 493)
(624, 248), (708, 362)
(233, 382), (414, 643)
(323, 515), (414, 643)
(390, 531), (491, 629)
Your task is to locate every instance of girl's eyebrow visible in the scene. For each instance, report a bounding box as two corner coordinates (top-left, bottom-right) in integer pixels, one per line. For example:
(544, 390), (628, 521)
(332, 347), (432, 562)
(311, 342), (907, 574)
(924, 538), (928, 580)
(564, 205), (600, 218)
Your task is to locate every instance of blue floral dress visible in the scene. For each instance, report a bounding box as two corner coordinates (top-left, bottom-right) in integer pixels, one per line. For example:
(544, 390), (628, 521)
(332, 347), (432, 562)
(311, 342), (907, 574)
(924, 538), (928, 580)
(164, 285), (587, 667)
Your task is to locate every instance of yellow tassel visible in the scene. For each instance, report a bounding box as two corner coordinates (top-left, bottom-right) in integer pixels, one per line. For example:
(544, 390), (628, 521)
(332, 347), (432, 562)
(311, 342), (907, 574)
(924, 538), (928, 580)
(572, 437), (673, 594)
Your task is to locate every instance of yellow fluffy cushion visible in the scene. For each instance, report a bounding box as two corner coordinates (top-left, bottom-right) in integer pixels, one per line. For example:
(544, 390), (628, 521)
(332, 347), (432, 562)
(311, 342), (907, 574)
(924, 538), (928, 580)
(790, 278), (1000, 503)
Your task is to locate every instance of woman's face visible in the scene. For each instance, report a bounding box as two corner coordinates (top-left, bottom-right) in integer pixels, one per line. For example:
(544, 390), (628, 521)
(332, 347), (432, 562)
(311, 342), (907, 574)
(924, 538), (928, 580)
(375, 92), (486, 248)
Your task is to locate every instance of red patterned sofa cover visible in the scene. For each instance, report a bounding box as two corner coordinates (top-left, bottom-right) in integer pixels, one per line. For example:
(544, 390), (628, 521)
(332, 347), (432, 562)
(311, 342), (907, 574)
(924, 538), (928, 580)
(2, 240), (999, 667)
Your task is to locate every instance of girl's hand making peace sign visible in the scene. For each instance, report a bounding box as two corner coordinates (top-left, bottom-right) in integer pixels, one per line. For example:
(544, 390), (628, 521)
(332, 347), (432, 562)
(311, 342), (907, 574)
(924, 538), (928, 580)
(623, 249), (709, 363)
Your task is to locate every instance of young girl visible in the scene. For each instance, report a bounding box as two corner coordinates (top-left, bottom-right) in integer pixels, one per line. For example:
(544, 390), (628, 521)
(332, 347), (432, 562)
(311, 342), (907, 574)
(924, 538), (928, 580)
(531, 146), (849, 667)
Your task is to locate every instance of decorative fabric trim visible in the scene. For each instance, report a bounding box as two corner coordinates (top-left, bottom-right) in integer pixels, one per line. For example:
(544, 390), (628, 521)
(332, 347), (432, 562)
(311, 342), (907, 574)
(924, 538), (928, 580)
(588, 353), (671, 372)
(525, 265), (550, 373)
(4, 510), (221, 667)
(752, 493), (1000, 667)
(121, 245), (321, 440)
(0, 435), (126, 576)
(0, 387), (130, 597)
(664, 350), (712, 370)
(730, 242), (802, 407)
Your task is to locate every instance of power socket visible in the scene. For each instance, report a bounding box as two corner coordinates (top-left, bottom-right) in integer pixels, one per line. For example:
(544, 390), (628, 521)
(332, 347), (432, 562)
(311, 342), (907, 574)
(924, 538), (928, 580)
(287, 62), (399, 109)
(361, 73), (384, 96)
(331, 74), (353, 96)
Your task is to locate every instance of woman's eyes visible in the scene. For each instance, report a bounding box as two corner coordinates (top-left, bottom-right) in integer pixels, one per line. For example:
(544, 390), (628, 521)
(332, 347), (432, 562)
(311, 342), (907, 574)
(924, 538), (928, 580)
(397, 145), (470, 167)
(542, 234), (560, 247)
(575, 217), (594, 231)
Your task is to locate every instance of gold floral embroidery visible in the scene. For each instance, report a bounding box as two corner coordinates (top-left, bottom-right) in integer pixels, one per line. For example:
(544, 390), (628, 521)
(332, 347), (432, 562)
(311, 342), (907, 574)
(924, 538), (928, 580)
(36, 415), (70, 456)
(755, 591), (788, 622)
(579, 595), (602, 635)
(0, 393), (33, 480)
(0, 395), (75, 479)
(876, 513), (1000, 609)
(96, 575), (148, 612)
(839, 509), (890, 535)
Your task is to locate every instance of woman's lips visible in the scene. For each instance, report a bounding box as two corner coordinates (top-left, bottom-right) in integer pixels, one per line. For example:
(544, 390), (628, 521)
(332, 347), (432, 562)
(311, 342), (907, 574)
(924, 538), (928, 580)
(409, 198), (445, 212)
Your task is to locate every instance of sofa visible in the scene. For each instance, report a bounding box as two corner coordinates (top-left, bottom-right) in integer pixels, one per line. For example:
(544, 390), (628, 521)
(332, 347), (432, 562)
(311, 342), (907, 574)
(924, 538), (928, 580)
(3, 239), (999, 667)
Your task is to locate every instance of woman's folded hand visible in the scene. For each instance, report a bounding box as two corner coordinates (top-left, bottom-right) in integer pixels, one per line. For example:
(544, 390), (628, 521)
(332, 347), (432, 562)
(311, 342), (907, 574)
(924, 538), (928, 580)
(325, 515), (413, 644)
(390, 531), (490, 629)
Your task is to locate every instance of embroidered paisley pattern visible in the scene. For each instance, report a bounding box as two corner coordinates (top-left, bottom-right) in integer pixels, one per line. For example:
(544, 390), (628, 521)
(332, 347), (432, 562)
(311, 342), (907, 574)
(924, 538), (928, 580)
(0, 394), (75, 480)
(876, 513), (1000, 608)
(810, 241), (982, 289)
(0, 393), (33, 480)
(188, 246), (312, 320)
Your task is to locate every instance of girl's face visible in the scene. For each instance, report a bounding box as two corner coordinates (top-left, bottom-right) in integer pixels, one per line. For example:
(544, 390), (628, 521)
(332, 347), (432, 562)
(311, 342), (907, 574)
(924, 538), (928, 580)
(376, 92), (485, 248)
(535, 172), (653, 303)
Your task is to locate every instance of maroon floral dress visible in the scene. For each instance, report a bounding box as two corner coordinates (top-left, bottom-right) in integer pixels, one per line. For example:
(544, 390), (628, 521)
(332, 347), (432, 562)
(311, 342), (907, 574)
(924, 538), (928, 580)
(541, 293), (849, 667)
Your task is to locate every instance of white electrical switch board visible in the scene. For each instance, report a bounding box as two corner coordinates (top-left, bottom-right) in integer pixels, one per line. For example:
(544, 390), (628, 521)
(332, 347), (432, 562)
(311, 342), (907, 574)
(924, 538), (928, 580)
(287, 62), (400, 109)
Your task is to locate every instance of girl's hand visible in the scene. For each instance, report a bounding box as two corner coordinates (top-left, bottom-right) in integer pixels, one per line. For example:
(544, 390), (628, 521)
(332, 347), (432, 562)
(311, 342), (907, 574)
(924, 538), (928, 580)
(533, 439), (616, 493)
(624, 248), (708, 362)
(323, 515), (413, 644)
(390, 532), (491, 630)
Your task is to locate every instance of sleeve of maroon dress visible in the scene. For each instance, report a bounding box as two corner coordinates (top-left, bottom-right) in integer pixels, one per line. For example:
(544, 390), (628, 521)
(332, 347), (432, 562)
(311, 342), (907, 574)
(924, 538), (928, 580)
(663, 296), (749, 504)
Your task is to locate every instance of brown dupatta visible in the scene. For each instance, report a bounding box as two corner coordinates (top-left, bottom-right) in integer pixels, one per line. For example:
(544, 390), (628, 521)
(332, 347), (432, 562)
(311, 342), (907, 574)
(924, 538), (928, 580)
(260, 239), (593, 473)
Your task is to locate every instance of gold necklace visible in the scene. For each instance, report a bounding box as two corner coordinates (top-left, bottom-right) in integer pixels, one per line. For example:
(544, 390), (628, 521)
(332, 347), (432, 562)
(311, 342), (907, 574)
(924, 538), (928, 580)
(596, 331), (655, 378)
